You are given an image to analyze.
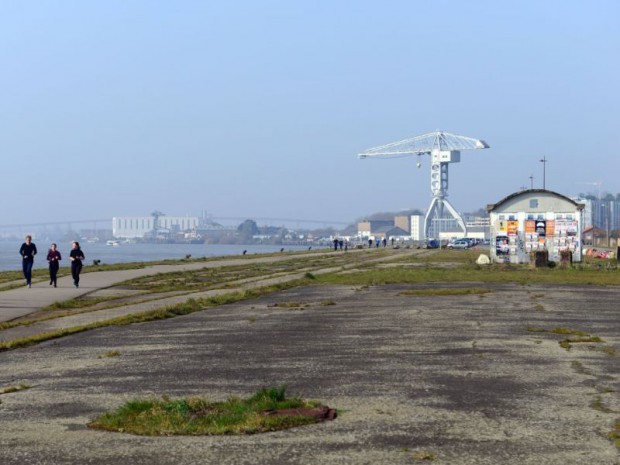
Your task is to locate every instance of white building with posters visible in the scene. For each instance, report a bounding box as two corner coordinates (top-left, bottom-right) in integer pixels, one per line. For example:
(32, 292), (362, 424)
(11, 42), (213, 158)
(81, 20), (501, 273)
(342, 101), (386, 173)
(487, 189), (584, 264)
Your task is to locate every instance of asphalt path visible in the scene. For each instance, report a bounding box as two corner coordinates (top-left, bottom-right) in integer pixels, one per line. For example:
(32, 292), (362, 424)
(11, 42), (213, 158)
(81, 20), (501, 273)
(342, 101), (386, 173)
(0, 252), (342, 323)
(0, 248), (423, 326)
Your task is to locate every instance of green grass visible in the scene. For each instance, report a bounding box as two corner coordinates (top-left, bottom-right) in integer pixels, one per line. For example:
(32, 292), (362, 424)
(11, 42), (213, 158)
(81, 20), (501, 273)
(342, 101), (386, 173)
(0, 384), (31, 395)
(88, 386), (331, 436)
(412, 450), (437, 461)
(42, 297), (110, 311)
(525, 326), (605, 350)
(99, 350), (121, 358)
(610, 421), (620, 448)
(399, 287), (491, 296)
(590, 395), (614, 413)
(526, 326), (590, 336)
(315, 263), (620, 287)
(559, 336), (604, 350)
(271, 301), (304, 308)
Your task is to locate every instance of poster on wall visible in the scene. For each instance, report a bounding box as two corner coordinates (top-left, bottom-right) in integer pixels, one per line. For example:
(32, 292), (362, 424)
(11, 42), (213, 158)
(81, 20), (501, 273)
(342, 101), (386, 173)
(525, 220), (535, 234)
(535, 220), (546, 237)
(507, 220), (518, 236)
(566, 221), (577, 237)
(496, 235), (509, 255)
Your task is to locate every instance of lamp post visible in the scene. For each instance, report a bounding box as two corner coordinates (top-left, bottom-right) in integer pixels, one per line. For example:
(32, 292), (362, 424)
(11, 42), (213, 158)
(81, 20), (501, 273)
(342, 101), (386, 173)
(539, 157), (547, 189)
(606, 202), (611, 248)
(529, 174), (534, 189)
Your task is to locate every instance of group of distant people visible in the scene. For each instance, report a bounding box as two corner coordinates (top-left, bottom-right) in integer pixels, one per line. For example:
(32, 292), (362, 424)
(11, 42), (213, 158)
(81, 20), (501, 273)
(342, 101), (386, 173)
(19, 235), (85, 288)
(332, 238), (348, 251)
(368, 237), (389, 248)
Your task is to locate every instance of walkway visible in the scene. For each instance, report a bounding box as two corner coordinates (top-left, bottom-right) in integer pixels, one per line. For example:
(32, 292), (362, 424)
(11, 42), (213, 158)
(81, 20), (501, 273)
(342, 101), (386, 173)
(0, 248), (424, 344)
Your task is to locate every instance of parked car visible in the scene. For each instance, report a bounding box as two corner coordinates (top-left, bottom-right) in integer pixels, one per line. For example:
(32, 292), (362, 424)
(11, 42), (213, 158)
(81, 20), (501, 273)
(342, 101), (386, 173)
(447, 239), (470, 249)
(425, 239), (440, 249)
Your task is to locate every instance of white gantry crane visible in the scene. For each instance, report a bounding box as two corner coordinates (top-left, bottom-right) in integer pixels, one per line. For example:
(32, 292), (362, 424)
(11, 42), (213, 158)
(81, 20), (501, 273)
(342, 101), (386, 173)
(358, 130), (489, 239)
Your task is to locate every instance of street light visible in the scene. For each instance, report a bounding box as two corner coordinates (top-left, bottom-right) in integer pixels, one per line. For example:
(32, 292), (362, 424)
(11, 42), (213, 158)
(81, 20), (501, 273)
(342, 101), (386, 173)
(529, 174), (534, 189)
(539, 157), (547, 189)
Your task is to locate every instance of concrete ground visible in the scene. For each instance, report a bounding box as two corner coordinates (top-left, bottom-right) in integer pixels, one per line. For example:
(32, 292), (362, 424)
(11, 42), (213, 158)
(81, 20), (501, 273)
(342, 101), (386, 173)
(0, 256), (619, 464)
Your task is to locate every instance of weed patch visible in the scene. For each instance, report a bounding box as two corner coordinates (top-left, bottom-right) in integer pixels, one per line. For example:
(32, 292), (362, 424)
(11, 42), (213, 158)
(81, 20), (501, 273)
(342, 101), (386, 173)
(610, 421), (620, 447)
(99, 350), (121, 358)
(0, 384), (31, 395)
(399, 287), (491, 296)
(271, 302), (304, 308)
(559, 336), (604, 350)
(412, 450), (437, 461)
(590, 395), (614, 413)
(88, 386), (335, 436)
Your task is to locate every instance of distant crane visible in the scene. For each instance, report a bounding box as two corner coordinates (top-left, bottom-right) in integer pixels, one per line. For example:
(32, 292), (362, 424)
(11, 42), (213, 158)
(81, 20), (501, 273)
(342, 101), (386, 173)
(358, 130), (489, 239)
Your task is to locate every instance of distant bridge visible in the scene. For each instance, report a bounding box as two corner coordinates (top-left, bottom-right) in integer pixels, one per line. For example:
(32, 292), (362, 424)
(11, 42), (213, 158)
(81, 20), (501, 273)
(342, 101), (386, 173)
(0, 216), (351, 231)
(210, 216), (350, 226)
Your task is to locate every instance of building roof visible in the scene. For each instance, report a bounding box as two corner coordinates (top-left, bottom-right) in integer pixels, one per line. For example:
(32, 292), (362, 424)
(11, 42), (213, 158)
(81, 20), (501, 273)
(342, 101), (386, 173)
(487, 189), (584, 212)
(374, 226), (409, 235)
(582, 226), (606, 235)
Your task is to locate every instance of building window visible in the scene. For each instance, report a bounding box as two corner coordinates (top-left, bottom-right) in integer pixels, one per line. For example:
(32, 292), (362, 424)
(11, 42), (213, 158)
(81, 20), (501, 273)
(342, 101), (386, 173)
(529, 199), (539, 208)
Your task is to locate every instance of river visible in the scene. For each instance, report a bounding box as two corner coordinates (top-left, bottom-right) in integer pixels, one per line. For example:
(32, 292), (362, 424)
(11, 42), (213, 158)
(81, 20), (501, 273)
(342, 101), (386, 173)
(0, 241), (322, 272)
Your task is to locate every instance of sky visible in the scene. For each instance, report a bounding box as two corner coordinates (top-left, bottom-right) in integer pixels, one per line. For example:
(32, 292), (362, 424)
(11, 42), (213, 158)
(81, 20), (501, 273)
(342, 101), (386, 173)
(1, 1), (618, 228)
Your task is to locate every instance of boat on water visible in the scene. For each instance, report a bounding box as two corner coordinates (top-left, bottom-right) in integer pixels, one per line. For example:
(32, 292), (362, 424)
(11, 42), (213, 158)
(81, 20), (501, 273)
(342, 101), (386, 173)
(106, 240), (120, 246)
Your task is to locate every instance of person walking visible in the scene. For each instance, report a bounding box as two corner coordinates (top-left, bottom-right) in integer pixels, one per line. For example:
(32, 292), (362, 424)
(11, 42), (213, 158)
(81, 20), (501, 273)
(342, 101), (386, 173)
(46, 243), (62, 288)
(69, 241), (85, 288)
(19, 235), (37, 287)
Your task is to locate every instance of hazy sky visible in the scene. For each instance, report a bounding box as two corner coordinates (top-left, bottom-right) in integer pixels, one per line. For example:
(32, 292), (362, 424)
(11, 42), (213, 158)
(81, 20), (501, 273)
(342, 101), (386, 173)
(1, 1), (618, 227)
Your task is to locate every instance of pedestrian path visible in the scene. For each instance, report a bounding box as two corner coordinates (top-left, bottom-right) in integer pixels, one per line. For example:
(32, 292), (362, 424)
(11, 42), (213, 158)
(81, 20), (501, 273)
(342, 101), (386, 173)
(0, 252), (340, 323)
(0, 248), (425, 346)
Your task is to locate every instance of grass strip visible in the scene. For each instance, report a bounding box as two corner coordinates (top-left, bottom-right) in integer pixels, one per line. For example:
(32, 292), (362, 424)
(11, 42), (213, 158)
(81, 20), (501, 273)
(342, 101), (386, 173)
(0, 384), (31, 395)
(399, 287), (491, 296)
(0, 278), (312, 352)
(317, 264), (620, 287)
(610, 421), (620, 448)
(88, 386), (332, 436)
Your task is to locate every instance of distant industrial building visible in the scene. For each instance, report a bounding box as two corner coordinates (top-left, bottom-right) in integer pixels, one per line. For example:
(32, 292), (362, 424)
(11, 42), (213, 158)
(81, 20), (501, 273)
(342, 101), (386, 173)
(357, 220), (394, 238)
(113, 216), (199, 238)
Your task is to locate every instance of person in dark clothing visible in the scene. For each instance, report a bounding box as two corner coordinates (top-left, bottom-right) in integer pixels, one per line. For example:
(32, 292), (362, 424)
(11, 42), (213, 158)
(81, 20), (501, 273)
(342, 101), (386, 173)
(19, 235), (37, 287)
(69, 241), (85, 288)
(46, 243), (62, 288)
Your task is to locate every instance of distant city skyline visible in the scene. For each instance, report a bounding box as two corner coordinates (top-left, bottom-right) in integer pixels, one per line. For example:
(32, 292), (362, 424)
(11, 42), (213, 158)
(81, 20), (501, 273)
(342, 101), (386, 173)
(1, 1), (618, 227)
